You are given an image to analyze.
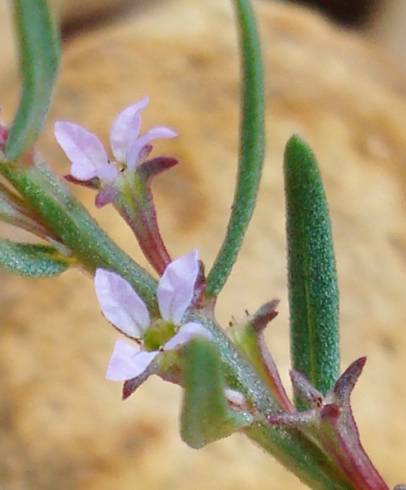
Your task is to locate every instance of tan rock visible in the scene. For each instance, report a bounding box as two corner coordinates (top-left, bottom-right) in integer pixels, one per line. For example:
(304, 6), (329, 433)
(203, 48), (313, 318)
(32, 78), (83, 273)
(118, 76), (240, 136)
(367, 0), (406, 68)
(0, 0), (140, 100)
(54, 0), (136, 25)
(1, 0), (406, 488)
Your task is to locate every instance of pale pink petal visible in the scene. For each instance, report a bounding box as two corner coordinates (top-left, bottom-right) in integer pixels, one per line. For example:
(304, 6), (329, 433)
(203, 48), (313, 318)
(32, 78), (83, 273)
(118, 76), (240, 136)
(54, 121), (109, 181)
(106, 339), (158, 381)
(96, 163), (119, 183)
(157, 250), (199, 324)
(163, 322), (211, 351)
(110, 97), (149, 162)
(126, 125), (177, 169)
(95, 269), (150, 338)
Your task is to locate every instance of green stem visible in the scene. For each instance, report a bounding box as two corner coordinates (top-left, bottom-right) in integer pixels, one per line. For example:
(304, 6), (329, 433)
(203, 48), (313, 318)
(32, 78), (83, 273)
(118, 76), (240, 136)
(0, 161), (158, 311)
(206, 0), (265, 297)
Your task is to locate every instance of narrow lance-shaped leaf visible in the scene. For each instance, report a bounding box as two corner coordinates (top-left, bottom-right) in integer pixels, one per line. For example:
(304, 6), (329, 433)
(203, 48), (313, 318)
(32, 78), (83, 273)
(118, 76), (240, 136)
(0, 240), (72, 277)
(5, 0), (60, 161)
(206, 0), (265, 297)
(284, 135), (339, 400)
(181, 338), (252, 449)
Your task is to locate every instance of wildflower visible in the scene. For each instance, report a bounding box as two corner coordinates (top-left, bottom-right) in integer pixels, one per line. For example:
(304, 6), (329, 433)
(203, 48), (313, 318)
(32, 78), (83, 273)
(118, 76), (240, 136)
(94, 249), (210, 396)
(54, 96), (177, 184)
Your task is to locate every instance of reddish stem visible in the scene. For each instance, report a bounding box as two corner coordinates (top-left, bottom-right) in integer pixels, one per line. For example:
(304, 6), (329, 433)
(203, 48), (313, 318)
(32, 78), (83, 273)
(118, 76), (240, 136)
(320, 405), (389, 490)
(115, 195), (171, 276)
(113, 157), (177, 276)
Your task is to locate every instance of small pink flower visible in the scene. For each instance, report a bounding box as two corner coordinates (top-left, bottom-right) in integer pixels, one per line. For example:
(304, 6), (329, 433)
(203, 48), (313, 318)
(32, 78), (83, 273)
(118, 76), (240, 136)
(94, 250), (211, 387)
(54, 96), (177, 184)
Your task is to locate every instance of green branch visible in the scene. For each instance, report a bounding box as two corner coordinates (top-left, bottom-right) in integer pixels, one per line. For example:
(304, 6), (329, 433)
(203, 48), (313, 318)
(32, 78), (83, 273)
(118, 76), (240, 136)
(0, 162), (158, 311)
(206, 0), (265, 297)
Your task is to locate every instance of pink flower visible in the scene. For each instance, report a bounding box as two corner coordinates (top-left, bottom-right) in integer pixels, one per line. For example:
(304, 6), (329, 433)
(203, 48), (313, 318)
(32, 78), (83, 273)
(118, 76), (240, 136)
(94, 250), (211, 388)
(54, 96), (177, 184)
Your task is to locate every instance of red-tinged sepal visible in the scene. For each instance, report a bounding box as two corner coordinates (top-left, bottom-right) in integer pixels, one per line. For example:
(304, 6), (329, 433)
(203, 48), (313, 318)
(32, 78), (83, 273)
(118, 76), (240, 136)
(137, 155), (178, 179)
(64, 174), (99, 190)
(250, 300), (280, 330)
(122, 366), (155, 400)
(268, 358), (390, 490)
(190, 260), (207, 310)
(290, 369), (324, 408)
(113, 157), (178, 275)
(333, 356), (366, 404)
(229, 301), (293, 412)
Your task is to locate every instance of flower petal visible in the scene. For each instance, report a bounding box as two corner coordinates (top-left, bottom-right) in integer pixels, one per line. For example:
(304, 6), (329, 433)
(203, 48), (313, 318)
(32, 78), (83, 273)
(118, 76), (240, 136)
(157, 250), (199, 324)
(110, 97), (149, 162)
(95, 269), (150, 338)
(163, 322), (211, 351)
(96, 163), (119, 183)
(54, 121), (109, 181)
(126, 125), (177, 169)
(106, 340), (158, 381)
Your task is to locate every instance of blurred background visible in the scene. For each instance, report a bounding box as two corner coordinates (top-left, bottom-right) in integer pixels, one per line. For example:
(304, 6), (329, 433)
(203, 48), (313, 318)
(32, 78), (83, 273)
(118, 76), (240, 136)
(1, 1), (406, 489)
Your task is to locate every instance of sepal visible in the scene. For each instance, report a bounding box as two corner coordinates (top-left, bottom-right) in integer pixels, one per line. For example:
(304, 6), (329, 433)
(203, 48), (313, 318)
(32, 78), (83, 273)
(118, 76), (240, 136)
(64, 174), (99, 190)
(229, 301), (293, 411)
(180, 338), (253, 449)
(137, 156), (178, 179)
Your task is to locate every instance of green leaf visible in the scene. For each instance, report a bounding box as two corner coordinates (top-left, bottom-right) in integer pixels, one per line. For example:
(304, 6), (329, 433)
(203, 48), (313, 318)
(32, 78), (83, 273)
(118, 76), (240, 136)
(206, 0), (265, 297)
(284, 135), (339, 399)
(181, 338), (252, 449)
(5, 0), (60, 161)
(0, 240), (71, 277)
